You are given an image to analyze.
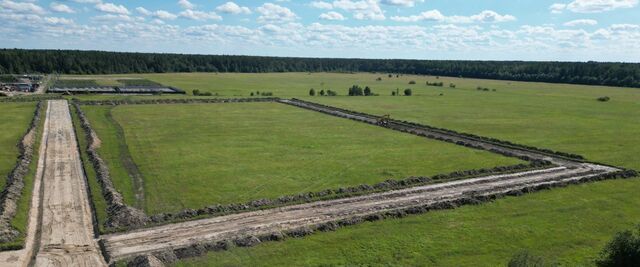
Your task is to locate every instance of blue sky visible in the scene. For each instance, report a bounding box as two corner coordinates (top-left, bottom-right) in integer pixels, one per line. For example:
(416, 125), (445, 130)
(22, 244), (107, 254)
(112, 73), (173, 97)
(1, 0), (639, 62)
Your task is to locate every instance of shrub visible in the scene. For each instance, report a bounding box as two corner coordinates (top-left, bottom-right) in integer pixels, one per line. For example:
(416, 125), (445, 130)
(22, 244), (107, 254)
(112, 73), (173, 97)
(192, 89), (200, 96)
(388, 74), (393, 78)
(427, 81), (444, 87)
(508, 250), (555, 267)
(376, 77), (382, 81)
(326, 90), (337, 96)
(596, 225), (640, 267)
(260, 92), (273, 96)
(348, 85), (364, 96)
(597, 96), (611, 102)
(364, 86), (372, 96)
(449, 83), (456, 88)
(404, 88), (412, 96)
(319, 89), (325, 96)
(309, 88), (315, 96)
(250, 92), (254, 96)
(408, 80), (416, 84)
(391, 91), (396, 96)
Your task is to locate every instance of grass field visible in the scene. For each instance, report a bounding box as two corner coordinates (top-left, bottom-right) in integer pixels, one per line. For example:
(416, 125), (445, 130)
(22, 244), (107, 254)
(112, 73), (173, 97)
(82, 72), (637, 267)
(0, 102), (39, 250)
(68, 72), (640, 265)
(0, 103), (36, 190)
(82, 102), (520, 215)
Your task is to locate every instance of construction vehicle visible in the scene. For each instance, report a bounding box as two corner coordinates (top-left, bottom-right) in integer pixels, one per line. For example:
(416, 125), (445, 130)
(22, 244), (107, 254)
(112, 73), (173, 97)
(377, 114), (391, 126)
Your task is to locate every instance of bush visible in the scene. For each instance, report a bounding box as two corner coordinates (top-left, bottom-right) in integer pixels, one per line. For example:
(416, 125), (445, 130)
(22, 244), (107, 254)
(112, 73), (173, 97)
(596, 225), (640, 267)
(192, 89), (200, 96)
(427, 81), (444, 87)
(508, 250), (555, 267)
(449, 83), (456, 88)
(319, 89), (325, 96)
(404, 88), (412, 96)
(376, 77), (382, 81)
(597, 96), (611, 102)
(309, 88), (315, 96)
(250, 92), (254, 96)
(408, 80), (416, 84)
(391, 91), (396, 96)
(326, 90), (337, 96)
(348, 85), (364, 96)
(364, 86), (372, 96)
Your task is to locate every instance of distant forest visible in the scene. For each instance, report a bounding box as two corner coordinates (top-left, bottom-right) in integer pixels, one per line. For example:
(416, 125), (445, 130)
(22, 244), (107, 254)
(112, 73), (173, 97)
(1, 49), (639, 88)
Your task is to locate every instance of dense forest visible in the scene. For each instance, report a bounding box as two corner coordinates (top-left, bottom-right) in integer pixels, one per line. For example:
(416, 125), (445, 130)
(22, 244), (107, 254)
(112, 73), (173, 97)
(1, 49), (639, 88)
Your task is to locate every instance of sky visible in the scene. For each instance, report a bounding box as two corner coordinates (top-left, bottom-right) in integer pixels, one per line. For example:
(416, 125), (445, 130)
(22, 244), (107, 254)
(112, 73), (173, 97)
(1, 0), (640, 62)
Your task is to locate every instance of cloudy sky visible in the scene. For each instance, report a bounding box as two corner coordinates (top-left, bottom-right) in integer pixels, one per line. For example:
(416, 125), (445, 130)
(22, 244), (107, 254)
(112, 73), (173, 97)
(1, 0), (639, 62)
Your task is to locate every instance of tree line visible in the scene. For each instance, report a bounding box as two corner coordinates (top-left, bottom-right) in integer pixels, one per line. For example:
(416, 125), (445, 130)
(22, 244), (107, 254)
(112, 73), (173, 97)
(1, 49), (639, 88)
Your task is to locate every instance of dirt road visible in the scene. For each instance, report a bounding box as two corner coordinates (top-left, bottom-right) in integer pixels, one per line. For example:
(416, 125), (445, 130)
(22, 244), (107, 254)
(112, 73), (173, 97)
(31, 100), (106, 266)
(102, 163), (617, 261)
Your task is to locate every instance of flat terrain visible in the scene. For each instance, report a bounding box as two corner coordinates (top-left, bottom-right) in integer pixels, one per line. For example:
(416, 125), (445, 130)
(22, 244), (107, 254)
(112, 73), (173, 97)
(0, 103), (35, 189)
(82, 102), (520, 215)
(103, 72), (637, 266)
(34, 101), (106, 266)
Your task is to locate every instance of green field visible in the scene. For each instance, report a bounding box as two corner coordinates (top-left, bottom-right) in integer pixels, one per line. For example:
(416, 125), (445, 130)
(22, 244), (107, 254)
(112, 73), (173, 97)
(0, 103), (35, 189)
(82, 102), (520, 215)
(88, 72), (637, 267)
(0, 102), (39, 250)
(69, 72), (640, 266)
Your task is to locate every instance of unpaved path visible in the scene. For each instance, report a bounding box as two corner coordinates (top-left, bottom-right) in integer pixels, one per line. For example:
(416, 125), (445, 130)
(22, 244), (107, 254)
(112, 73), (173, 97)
(102, 163), (618, 261)
(31, 100), (106, 266)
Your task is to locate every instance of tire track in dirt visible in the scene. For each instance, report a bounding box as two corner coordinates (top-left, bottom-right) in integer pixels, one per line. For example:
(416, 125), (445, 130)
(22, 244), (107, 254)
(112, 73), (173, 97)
(30, 100), (106, 266)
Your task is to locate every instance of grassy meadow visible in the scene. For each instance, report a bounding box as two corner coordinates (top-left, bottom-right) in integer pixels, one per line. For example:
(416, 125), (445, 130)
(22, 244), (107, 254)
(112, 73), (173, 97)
(0, 103), (35, 189)
(69, 72), (639, 265)
(0, 102), (40, 250)
(82, 102), (520, 215)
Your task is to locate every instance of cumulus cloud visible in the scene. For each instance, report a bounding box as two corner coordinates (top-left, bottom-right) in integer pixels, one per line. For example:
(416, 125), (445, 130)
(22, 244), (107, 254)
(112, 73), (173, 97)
(564, 19), (598, 26)
(333, 0), (385, 20)
(391, 10), (516, 23)
(256, 3), (298, 23)
(178, 0), (195, 10)
(0, 0), (47, 15)
(319, 11), (346, 20)
(550, 0), (638, 13)
(50, 2), (75, 13)
(179, 9), (222, 21)
(95, 2), (130, 15)
(216, 2), (251, 15)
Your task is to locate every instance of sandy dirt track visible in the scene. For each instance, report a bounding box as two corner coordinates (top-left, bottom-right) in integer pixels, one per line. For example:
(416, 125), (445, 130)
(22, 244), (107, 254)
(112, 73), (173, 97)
(31, 101), (106, 266)
(102, 163), (617, 261)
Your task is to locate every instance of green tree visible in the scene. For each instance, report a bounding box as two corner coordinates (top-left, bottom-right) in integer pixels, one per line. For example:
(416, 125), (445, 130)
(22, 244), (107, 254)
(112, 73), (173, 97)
(404, 88), (412, 96)
(596, 225), (640, 267)
(309, 88), (315, 96)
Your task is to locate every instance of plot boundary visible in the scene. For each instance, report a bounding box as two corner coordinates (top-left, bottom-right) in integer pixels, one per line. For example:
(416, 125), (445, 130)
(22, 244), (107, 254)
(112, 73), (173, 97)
(71, 97), (636, 235)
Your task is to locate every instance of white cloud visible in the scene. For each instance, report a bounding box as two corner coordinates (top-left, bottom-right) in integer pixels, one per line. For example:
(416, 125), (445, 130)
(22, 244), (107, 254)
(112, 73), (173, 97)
(310, 1), (333, 9)
(50, 2), (75, 13)
(549, 3), (567, 13)
(564, 19), (598, 26)
(550, 0), (638, 13)
(333, 0), (385, 20)
(392, 10), (515, 23)
(256, 3), (298, 23)
(319, 11), (346, 20)
(179, 9), (222, 21)
(95, 2), (130, 15)
(71, 0), (101, 4)
(155, 10), (177, 20)
(216, 2), (251, 15)
(178, 0), (195, 10)
(43, 16), (74, 25)
(136, 7), (151, 16)
(381, 0), (423, 7)
(0, 0), (46, 15)
(390, 10), (443, 22)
